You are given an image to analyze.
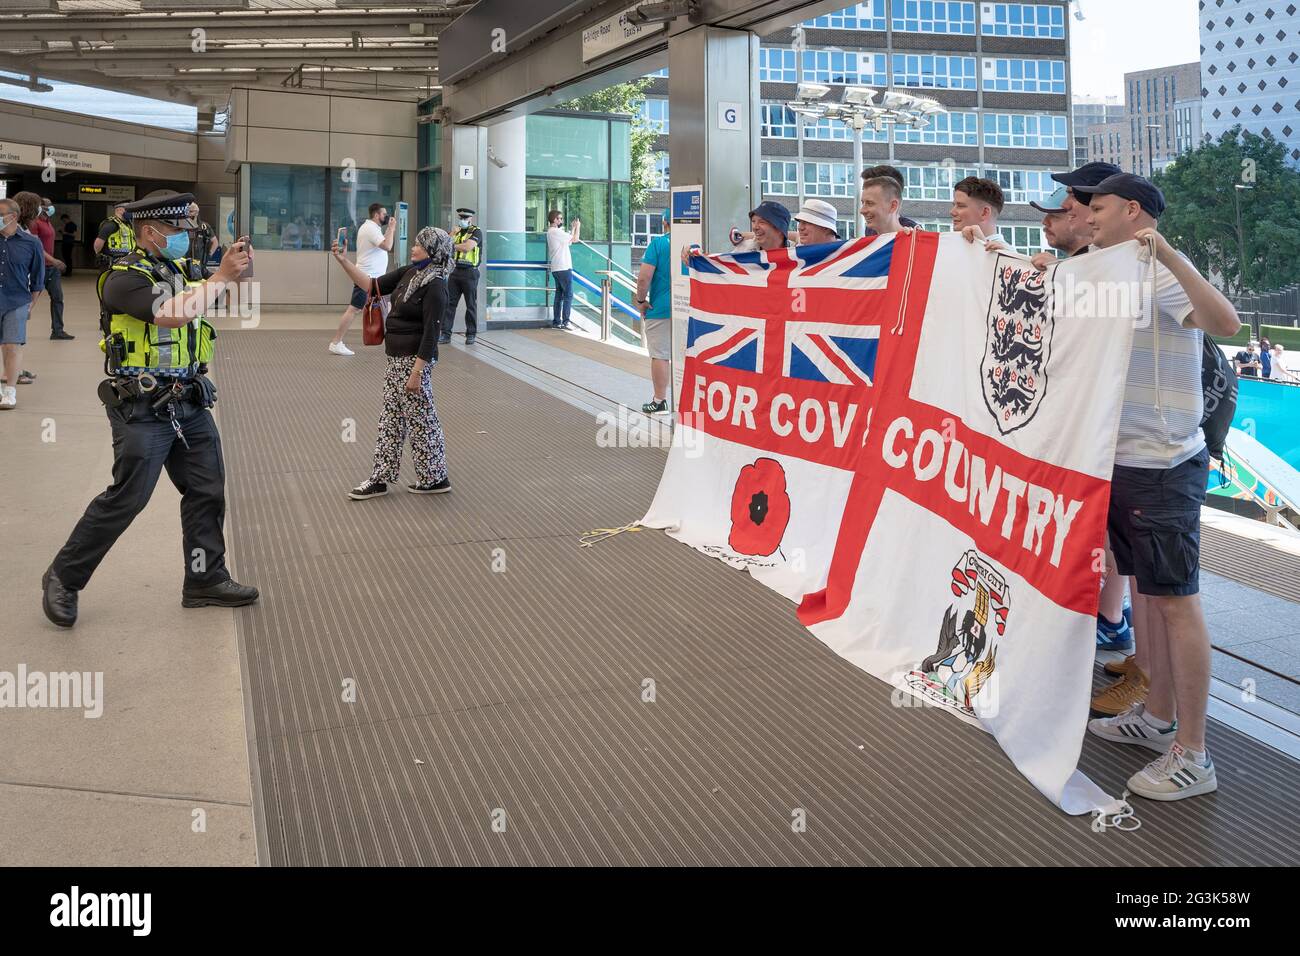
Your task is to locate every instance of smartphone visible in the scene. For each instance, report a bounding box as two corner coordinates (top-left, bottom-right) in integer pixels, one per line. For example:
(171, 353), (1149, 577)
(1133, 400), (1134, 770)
(240, 237), (254, 279)
(336, 227), (347, 251)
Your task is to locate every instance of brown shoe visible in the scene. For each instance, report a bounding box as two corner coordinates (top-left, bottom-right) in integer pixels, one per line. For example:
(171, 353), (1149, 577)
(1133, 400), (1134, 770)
(1090, 666), (1149, 716)
(1103, 654), (1137, 678)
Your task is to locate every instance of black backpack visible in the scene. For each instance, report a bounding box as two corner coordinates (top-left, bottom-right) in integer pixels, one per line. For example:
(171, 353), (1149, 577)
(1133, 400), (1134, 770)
(1200, 334), (1238, 460)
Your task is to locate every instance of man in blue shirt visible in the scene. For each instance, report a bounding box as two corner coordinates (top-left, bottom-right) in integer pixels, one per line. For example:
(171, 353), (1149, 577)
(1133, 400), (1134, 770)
(0, 196), (46, 410)
(635, 208), (675, 414)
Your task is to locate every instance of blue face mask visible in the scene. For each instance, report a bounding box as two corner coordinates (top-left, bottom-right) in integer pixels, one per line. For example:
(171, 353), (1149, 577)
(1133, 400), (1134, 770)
(151, 226), (189, 260)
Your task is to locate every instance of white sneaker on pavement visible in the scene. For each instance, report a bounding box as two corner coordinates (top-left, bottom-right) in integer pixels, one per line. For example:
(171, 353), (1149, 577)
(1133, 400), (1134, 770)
(0, 386), (16, 409)
(1087, 703), (1177, 753)
(329, 341), (355, 356)
(1127, 742), (1218, 802)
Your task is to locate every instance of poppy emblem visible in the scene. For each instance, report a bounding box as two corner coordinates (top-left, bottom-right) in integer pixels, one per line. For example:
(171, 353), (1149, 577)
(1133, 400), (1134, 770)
(728, 458), (791, 556)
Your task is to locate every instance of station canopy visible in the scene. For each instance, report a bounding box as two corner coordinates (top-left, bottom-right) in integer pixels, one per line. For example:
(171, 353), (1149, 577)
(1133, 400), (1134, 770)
(0, 1), (472, 120)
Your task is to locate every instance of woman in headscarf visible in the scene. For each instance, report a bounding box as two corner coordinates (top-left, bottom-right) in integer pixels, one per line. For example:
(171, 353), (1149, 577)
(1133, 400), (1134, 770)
(329, 225), (454, 499)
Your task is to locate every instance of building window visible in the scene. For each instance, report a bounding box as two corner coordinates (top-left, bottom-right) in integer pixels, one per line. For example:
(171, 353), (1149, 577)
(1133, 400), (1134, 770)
(804, 161), (856, 197)
(983, 112), (1068, 149)
(981, 3), (1065, 38)
(803, 49), (889, 86)
(250, 164), (328, 250)
(892, 0), (976, 33)
(652, 152), (670, 190)
(984, 168), (1057, 204)
(761, 160), (799, 195)
(894, 53), (978, 90)
(805, 114), (891, 142)
(914, 220), (955, 233)
(330, 167), (402, 253)
(901, 164), (980, 201)
(894, 110), (980, 145)
(637, 98), (669, 134)
(836, 218), (859, 239)
(761, 103), (797, 138)
(632, 211), (666, 247)
(998, 224), (1047, 253)
(803, 1), (887, 30)
(982, 57), (1066, 93)
(759, 47), (798, 82)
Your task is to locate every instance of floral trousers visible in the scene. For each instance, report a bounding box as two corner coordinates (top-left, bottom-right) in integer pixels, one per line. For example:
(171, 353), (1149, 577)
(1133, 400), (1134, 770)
(370, 355), (448, 486)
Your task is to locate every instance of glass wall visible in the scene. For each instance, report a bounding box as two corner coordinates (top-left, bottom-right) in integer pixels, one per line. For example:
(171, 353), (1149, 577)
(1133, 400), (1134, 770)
(248, 163), (400, 252)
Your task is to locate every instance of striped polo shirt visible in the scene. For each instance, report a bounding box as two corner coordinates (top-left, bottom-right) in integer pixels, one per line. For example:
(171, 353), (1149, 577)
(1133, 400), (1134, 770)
(1115, 250), (1204, 469)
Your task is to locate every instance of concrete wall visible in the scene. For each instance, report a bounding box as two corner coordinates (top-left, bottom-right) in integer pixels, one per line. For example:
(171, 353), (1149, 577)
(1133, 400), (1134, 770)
(0, 99), (197, 181)
(224, 87), (418, 305)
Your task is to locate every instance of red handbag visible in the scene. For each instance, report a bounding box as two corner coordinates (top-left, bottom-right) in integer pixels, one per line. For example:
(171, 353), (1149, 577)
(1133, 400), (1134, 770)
(361, 278), (384, 346)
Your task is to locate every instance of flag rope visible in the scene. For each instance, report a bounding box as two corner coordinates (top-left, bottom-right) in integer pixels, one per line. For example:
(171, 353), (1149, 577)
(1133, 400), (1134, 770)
(579, 523), (645, 548)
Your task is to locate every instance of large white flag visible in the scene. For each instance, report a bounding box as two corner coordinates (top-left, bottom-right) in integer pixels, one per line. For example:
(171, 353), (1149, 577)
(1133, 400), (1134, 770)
(645, 231), (1147, 813)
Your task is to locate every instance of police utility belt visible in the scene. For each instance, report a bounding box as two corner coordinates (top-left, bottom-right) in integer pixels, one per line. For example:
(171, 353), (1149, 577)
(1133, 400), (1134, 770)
(97, 373), (216, 412)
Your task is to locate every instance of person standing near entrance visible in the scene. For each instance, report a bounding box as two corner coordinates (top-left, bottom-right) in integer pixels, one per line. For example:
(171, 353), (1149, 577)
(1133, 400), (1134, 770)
(635, 208), (672, 414)
(94, 203), (135, 266)
(32, 196), (72, 340)
(0, 197), (46, 410)
(329, 203), (395, 356)
(442, 207), (483, 345)
(42, 192), (259, 628)
(545, 210), (581, 329)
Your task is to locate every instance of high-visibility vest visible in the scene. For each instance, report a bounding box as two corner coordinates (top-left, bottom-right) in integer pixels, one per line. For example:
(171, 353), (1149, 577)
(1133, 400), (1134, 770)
(97, 253), (215, 377)
(106, 216), (136, 255)
(453, 226), (480, 268)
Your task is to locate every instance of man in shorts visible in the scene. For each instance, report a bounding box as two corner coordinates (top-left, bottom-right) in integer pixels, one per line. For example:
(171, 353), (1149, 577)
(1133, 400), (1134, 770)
(635, 209), (674, 414)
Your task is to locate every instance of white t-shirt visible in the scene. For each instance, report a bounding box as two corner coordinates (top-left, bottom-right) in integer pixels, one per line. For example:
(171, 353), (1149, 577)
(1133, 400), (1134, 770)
(356, 219), (388, 277)
(546, 226), (573, 273)
(1115, 250), (1204, 469)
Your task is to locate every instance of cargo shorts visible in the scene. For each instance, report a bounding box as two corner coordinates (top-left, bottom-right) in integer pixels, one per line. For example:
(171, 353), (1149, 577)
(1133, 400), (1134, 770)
(1106, 446), (1209, 597)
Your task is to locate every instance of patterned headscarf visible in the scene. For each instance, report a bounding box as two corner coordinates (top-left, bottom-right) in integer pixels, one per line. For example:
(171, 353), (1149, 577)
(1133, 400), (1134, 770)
(396, 226), (454, 303)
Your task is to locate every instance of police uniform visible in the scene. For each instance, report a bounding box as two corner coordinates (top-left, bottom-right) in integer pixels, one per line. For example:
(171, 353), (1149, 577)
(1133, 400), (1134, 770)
(97, 212), (136, 266)
(443, 207), (482, 343)
(42, 192), (258, 628)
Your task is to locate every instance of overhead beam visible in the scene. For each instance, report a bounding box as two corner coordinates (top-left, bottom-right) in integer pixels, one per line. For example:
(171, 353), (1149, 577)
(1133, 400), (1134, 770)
(0, 14), (459, 43)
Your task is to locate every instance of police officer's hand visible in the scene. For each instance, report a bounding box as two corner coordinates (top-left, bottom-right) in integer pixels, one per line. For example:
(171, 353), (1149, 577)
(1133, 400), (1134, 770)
(217, 238), (251, 281)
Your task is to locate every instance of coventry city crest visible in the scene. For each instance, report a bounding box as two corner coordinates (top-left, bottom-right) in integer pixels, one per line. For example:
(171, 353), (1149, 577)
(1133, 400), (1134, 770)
(906, 551), (1007, 718)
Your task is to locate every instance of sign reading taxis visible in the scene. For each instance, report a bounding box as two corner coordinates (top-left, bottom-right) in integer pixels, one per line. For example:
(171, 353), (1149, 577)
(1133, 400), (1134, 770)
(582, 3), (666, 62)
(44, 146), (111, 174)
(0, 142), (43, 166)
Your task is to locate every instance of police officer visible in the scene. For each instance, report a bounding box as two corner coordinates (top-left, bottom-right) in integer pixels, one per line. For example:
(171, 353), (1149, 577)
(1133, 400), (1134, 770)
(42, 192), (259, 628)
(441, 207), (482, 345)
(93, 202), (135, 266)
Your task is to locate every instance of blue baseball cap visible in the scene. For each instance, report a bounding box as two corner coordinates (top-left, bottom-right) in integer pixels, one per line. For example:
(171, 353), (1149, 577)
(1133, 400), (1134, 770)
(1090, 172), (1167, 218)
(1050, 161), (1123, 202)
(749, 201), (791, 236)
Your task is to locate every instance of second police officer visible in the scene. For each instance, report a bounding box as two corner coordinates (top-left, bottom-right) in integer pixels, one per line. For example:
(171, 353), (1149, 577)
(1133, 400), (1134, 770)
(42, 192), (259, 628)
(441, 206), (482, 345)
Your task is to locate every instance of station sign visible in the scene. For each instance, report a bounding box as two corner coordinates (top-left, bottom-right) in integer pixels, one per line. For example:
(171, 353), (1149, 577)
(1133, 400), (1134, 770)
(78, 184), (137, 203)
(45, 146), (111, 174)
(581, 4), (666, 62)
(0, 141), (43, 167)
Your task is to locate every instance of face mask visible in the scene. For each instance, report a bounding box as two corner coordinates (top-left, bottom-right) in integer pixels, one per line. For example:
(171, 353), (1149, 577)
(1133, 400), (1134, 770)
(151, 226), (189, 260)
(459, 218), (470, 227)
(0, 215), (10, 230)
(44, 206), (55, 217)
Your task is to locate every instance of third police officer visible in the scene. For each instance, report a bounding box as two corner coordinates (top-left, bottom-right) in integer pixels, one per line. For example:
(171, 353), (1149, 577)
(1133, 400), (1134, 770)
(42, 192), (259, 628)
(441, 206), (482, 345)
(94, 201), (136, 267)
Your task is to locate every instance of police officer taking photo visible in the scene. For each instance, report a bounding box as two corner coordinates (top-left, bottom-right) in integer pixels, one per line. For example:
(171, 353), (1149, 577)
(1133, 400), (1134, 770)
(441, 207), (482, 345)
(42, 192), (259, 628)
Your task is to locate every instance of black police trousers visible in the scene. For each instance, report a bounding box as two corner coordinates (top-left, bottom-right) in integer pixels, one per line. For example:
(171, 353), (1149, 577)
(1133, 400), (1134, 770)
(52, 398), (229, 591)
(444, 266), (479, 336)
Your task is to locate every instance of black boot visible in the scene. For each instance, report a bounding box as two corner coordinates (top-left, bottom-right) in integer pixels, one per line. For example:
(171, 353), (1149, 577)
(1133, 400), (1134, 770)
(182, 578), (260, 608)
(42, 566), (78, 628)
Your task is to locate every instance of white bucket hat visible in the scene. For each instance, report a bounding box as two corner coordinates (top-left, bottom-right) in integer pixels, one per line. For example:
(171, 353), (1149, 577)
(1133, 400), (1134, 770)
(793, 198), (839, 234)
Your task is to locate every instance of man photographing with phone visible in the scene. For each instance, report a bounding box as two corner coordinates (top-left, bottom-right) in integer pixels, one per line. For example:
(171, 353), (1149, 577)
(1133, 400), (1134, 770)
(42, 191), (260, 628)
(329, 202), (395, 356)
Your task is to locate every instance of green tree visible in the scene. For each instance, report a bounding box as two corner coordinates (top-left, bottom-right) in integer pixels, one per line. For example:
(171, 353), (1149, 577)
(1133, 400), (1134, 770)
(555, 78), (659, 213)
(1155, 127), (1300, 296)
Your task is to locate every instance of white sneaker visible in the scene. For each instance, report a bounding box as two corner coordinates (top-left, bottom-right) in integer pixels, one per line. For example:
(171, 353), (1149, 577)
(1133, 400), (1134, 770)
(1127, 742), (1218, 802)
(0, 386), (15, 409)
(328, 341), (355, 356)
(1087, 703), (1177, 752)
